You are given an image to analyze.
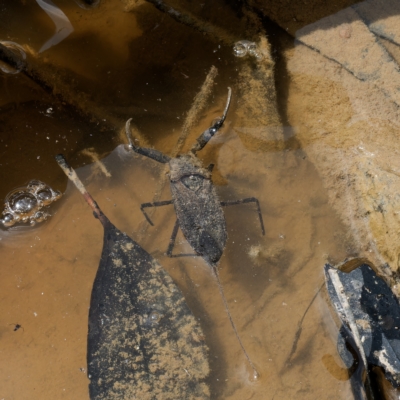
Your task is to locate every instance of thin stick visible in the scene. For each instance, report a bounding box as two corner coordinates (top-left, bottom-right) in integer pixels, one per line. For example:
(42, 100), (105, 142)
(81, 148), (112, 178)
(283, 283), (323, 368)
(55, 154), (105, 222)
(213, 266), (258, 379)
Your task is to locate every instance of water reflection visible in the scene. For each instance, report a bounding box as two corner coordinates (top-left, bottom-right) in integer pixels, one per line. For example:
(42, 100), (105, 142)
(36, 0), (74, 53)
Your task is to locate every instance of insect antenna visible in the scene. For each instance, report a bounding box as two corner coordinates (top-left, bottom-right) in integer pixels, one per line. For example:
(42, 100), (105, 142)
(212, 265), (259, 379)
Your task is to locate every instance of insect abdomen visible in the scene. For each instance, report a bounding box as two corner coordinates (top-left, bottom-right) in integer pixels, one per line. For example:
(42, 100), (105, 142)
(171, 180), (227, 265)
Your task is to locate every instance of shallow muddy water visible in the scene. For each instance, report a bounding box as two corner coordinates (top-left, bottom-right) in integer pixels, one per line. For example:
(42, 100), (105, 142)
(1, 1), (398, 399)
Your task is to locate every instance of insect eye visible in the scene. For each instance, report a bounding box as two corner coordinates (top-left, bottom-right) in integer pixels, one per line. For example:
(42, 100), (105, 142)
(181, 175), (204, 191)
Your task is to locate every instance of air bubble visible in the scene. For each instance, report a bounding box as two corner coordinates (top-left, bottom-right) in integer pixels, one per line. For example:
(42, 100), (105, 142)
(1, 180), (62, 227)
(149, 311), (161, 323)
(37, 188), (53, 203)
(33, 211), (46, 224)
(2, 213), (14, 227)
(233, 41), (248, 57)
(9, 192), (38, 214)
(233, 40), (263, 61)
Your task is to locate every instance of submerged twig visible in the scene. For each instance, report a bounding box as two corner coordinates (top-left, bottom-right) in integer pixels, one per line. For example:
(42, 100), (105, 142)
(81, 148), (112, 178)
(283, 283), (323, 368)
(55, 154), (105, 223)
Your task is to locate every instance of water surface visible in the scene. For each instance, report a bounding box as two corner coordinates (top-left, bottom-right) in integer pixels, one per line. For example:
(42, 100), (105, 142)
(0, 1), (370, 399)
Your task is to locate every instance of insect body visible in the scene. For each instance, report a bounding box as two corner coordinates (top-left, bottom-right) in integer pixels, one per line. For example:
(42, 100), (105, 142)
(168, 153), (227, 265)
(126, 88), (264, 377)
(10, 323), (23, 332)
(126, 88), (264, 266)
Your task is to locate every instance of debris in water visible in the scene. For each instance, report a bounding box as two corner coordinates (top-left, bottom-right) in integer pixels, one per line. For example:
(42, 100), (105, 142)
(36, 0), (74, 53)
(1, 180), (62, 227)
(11, 323), (23, 332)
(325, 261), (400, 399)
(233, 40), (263, 60)
(55, 154), (210, 400)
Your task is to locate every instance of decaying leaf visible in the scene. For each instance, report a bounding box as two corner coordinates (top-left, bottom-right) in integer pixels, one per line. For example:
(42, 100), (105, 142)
(55, 154), (210, 400)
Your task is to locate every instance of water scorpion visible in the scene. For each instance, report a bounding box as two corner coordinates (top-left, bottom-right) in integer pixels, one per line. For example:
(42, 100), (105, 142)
(125, 88), (265, 377)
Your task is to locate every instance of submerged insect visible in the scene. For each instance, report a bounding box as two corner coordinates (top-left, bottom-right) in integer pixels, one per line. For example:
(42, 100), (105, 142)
(55, 155), (210, 400)
(10, 323), (23, 332)
(125, 88), (264, 377)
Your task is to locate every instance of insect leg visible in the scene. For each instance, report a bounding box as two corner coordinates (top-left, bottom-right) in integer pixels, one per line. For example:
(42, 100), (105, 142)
(221, 197), (265, 235)
(166, 219), (180, 256)
(166, 219), (200, 258)
(125, 119), (171, 163)
(191, 87), (232, 154)
(140, 200), (173, 225)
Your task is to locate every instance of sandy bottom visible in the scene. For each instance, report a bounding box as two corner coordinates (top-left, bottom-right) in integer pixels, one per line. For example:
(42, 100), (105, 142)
(0, 1), (369, 399)
(0, 136), (352, 399)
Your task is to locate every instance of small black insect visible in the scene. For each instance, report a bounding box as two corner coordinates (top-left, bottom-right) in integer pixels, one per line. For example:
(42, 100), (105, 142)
(10, 323), (23, 332)
(125, 88), (264, 376)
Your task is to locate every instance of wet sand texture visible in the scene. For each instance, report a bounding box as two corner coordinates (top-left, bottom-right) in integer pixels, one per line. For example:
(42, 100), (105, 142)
(235, 36), (284, 152)
(279, 3), (400, 287)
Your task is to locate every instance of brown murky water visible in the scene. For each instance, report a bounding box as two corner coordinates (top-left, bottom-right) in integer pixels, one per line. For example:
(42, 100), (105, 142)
(0, 1), (376, 399)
